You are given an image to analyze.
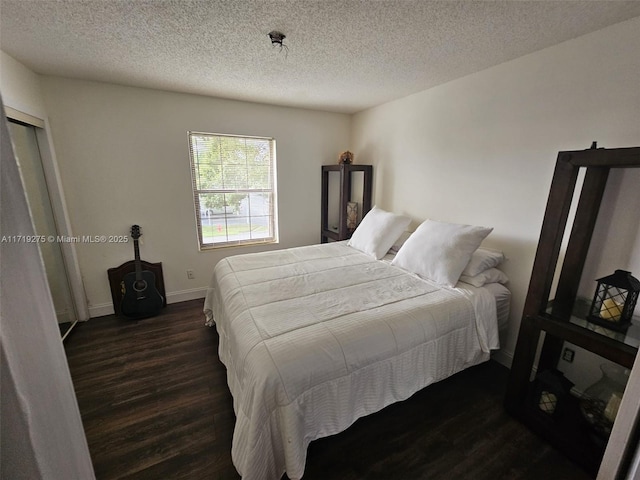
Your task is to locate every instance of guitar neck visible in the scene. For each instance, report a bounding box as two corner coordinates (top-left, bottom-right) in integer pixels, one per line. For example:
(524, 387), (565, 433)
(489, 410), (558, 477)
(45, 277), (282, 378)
(133, 239), (143, 279)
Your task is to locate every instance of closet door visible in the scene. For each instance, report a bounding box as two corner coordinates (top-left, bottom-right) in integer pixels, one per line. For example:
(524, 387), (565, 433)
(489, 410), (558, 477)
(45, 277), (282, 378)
(8, 120), (77, 337)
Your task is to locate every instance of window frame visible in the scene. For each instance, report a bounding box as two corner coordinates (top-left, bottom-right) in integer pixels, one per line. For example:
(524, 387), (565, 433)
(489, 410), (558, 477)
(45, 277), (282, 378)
(187, 131), (278, 250)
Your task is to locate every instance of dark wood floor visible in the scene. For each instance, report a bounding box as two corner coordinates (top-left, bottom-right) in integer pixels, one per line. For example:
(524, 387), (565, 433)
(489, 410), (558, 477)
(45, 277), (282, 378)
(65, 299), (592, 480)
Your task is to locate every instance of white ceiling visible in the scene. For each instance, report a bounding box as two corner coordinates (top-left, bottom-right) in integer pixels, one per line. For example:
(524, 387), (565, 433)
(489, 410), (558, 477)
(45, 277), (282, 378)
(2, 1), (640, 114)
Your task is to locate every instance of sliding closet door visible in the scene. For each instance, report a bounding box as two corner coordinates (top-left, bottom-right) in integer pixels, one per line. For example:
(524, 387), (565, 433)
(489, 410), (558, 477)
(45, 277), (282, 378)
(8, 120), (77, 335)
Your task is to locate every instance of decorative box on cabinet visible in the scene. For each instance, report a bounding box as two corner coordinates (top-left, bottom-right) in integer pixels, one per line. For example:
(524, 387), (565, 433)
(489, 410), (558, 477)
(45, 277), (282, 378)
(321, 164), (372, 243)
(505, 145), (640, 477)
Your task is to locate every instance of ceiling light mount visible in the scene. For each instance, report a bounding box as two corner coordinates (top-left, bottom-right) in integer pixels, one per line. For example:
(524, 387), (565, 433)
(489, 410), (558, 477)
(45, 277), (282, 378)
(268, 30), (288, 56)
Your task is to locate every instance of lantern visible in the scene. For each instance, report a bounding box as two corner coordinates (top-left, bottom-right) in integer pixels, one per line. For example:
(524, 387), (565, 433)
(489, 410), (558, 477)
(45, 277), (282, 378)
(531, 369), (574, 419)
(587, 270), (640, 333)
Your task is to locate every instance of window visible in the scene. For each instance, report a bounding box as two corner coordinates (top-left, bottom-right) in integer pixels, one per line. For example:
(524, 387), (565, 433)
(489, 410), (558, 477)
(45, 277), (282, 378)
(188, 132), (277, 249)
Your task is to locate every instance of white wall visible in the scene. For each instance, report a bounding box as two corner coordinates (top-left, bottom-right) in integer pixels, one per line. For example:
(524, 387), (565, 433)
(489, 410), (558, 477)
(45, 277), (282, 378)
(351, 17), (640, 369)
(0, 51), (47, 119)
(39, 77), (351, 315)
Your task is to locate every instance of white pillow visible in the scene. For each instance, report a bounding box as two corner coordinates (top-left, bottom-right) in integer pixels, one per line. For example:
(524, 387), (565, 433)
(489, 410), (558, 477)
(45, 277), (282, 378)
(392, 219), (493, 287)
(459, 268), (509, 287)
(462, 247), (505, 276)
(348, 206), (411, 259)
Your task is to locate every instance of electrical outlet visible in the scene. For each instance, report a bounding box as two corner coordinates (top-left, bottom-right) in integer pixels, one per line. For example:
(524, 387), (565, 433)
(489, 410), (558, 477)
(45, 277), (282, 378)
(187, 269), (195, 280)
(562, 347), (575, 363)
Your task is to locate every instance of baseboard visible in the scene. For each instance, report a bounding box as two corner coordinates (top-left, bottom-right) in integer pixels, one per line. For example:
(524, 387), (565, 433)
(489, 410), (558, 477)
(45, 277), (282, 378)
(491, 349), (514, 369)
(88, 287), (207, 318)
(165, 287), (207, 304)
(88, 303), (115, 318)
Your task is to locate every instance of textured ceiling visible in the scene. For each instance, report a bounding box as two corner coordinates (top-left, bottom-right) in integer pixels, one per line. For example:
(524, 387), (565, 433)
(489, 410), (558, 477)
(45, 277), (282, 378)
(2, 1), (640, 114)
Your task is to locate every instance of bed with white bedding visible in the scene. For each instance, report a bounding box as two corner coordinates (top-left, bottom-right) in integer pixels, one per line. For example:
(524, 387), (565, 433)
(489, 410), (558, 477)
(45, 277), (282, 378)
(204, 235), (510, 480)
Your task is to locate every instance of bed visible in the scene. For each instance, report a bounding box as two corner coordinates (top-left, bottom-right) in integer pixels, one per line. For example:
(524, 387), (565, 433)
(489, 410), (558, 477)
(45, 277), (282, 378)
(204, 212), (510, 480)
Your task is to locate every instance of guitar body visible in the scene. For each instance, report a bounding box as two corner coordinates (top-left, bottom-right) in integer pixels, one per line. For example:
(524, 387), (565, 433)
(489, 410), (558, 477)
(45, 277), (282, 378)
(119, 225), (164, 319)
(120, 270), (164, 318)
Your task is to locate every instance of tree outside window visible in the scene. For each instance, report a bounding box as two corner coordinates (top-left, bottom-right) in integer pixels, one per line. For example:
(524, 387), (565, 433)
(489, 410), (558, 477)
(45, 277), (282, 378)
(188, 132), (277, 249)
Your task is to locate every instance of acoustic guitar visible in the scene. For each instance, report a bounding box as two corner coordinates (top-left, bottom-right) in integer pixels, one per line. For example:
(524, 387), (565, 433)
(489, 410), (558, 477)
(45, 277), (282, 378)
(120, 225), (164, 318)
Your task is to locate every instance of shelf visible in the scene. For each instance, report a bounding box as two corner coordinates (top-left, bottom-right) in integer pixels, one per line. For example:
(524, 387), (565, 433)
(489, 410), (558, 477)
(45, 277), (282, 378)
(530, 297), (640, 368)
(505, 146), (640, 476)
(321, 228), (345, 242)
(321, 164), (372, 243)
(529, 314), (637, 369)
(548, 298), (640, 349)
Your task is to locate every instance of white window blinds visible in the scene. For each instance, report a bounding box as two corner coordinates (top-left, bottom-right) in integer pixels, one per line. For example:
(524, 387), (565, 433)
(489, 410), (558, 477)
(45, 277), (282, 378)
(188, 132), (277, 249)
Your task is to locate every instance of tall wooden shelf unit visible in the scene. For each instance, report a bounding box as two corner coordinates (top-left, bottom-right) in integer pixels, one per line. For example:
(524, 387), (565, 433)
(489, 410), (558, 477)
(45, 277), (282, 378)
(321, 164), (372, 243)
(505, 145), (640, 476)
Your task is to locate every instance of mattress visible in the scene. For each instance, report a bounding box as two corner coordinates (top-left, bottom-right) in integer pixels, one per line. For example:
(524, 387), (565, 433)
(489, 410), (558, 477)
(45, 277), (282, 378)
(204, 242), (506, 480)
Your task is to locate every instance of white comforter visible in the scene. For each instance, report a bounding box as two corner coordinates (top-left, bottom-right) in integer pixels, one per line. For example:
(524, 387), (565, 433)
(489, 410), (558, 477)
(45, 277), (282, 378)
(204, 242), (499, 480)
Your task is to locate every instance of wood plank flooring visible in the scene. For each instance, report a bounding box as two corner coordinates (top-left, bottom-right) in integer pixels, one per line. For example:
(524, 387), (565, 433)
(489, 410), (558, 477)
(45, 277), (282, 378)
(65, 299), (592, 479)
